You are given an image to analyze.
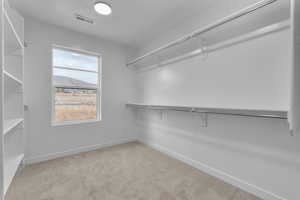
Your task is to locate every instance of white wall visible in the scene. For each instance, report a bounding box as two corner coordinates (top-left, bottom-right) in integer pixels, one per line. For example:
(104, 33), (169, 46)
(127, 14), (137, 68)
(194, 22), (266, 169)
(133, 24), (300, 200)
(136, 29), (291, 111)
(23, 18), (137, 163)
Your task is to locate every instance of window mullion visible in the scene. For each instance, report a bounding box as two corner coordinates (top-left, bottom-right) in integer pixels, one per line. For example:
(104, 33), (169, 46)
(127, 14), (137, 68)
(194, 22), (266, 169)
(54, 65), (98, 73)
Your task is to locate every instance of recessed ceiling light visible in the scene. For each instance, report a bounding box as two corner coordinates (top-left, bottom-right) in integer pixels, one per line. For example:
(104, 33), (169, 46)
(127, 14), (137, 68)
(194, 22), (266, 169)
(94, 2), (112, 16)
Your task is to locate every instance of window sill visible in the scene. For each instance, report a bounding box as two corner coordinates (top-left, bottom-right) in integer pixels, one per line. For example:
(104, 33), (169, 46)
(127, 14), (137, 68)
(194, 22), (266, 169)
(52, 118), (101, 127)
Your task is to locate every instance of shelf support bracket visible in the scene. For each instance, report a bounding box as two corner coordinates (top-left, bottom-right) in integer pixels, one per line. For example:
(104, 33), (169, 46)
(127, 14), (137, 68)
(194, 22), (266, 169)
(159, 110), (165, 120)
(289, 129), (294, 137)
(200, 113), (208, 128)
(190, 108), (208, 128)
(197, 37), (208, 61)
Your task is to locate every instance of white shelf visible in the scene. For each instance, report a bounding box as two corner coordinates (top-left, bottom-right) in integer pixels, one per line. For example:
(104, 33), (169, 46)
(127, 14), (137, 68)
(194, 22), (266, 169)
(4, 70), (23, 86)
(127, 20), (290, 71)
(126, 103), (288, 119)
(4, 54), (23, 81)
(3, 154), (24, 195)
(1, 1), (25, 197)
(4, 10), (24, 54)
(4, 118), (23, 136)
(4, 0), (24, 46)
(126, 0), (289, 71)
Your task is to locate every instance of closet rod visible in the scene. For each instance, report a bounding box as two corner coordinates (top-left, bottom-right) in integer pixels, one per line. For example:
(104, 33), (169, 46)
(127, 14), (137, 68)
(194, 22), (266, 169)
(135, 20), (290, 72)
(126, 103), (288, 119)
(127, 0), (277, 66)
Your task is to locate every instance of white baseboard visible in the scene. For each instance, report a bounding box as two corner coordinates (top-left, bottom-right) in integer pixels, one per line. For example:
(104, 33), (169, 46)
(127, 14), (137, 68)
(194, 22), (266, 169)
(25, 137), (137, 165)
(23, 135), (286, 200)
(139, 139), (286, 200)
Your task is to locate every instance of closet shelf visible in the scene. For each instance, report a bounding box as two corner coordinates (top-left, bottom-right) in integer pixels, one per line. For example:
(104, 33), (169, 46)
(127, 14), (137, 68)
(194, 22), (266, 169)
(4, 154), (24, 195)
(126, 103), (288, 119)
(126, 0), (282, 71)
(4, 70), (23, 85)
(1, 0), (25, 197)
(4, 9), (24, 51)
(132, 20), (290, 72)
(4, 118), (23, 136)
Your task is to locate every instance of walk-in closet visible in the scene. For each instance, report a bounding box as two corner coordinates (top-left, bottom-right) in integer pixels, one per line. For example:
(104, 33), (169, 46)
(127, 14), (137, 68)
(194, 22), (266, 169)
(0, 0), (299, 199)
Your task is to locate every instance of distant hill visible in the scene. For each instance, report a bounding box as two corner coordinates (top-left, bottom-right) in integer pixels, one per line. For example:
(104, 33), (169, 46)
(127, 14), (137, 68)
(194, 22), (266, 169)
(53, 75), (95, 88)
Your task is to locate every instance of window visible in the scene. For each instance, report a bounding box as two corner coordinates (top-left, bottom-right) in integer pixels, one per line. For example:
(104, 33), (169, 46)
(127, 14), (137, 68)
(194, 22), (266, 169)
(52, 46), (101, 125)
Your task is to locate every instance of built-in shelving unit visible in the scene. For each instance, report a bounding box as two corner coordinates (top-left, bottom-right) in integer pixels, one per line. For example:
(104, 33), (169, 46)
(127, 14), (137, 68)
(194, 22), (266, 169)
(4, 71), (22, 85)
(1, 0), (24, 198)
(4, 118), (23, 135)
(126, 103), (288, 119)
(126, 0), (292, 132)
(3, 153), (24, 194)
(126, 0), (289, 72)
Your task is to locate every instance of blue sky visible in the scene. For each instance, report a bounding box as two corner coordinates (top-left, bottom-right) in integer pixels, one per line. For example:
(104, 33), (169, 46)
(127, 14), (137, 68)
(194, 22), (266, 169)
(53, 48), (99, 85)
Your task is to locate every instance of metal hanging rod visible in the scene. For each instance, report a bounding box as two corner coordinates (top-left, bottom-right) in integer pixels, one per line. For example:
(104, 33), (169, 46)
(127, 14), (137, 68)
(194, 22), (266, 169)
(134, 20), (290, 72)
(127, 0), (278, 67)
(126, 103), (288, 119)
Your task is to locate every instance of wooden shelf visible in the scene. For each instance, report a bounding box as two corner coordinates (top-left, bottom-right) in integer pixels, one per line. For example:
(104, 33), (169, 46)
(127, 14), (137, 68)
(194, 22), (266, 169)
(126, 103), (288, 119)
(4, 70), (23, 86)
(3, 154), (24, 195)
(4, 118), (23, 136)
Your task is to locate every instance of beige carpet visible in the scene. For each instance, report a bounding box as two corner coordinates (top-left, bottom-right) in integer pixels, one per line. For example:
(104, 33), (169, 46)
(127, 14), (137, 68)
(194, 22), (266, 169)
(6, 142), (261, 200)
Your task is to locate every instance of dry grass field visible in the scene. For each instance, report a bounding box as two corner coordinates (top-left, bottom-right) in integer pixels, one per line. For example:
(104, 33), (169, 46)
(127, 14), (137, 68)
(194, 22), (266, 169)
(55, 92), (97, 121)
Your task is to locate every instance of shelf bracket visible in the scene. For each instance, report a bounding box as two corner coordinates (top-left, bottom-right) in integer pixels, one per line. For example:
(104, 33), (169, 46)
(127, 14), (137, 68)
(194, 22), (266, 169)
(159, 110), (165, 120)
(190, 108), (208, 128)
(197, 37), (208, 61)
(289, 129), (294, 137)
(199, 112), (208, 128)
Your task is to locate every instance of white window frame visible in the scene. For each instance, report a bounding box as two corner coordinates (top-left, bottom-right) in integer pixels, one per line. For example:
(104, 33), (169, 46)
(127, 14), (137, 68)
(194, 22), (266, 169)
(51, 45), (102, 126)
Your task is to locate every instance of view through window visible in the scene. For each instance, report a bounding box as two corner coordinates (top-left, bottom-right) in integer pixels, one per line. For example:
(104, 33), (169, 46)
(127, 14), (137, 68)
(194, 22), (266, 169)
(52, 47), (100, 124)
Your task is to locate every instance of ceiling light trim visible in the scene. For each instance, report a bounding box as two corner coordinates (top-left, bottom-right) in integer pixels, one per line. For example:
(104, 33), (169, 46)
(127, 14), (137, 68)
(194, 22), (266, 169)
(94, 1), (112, 16)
